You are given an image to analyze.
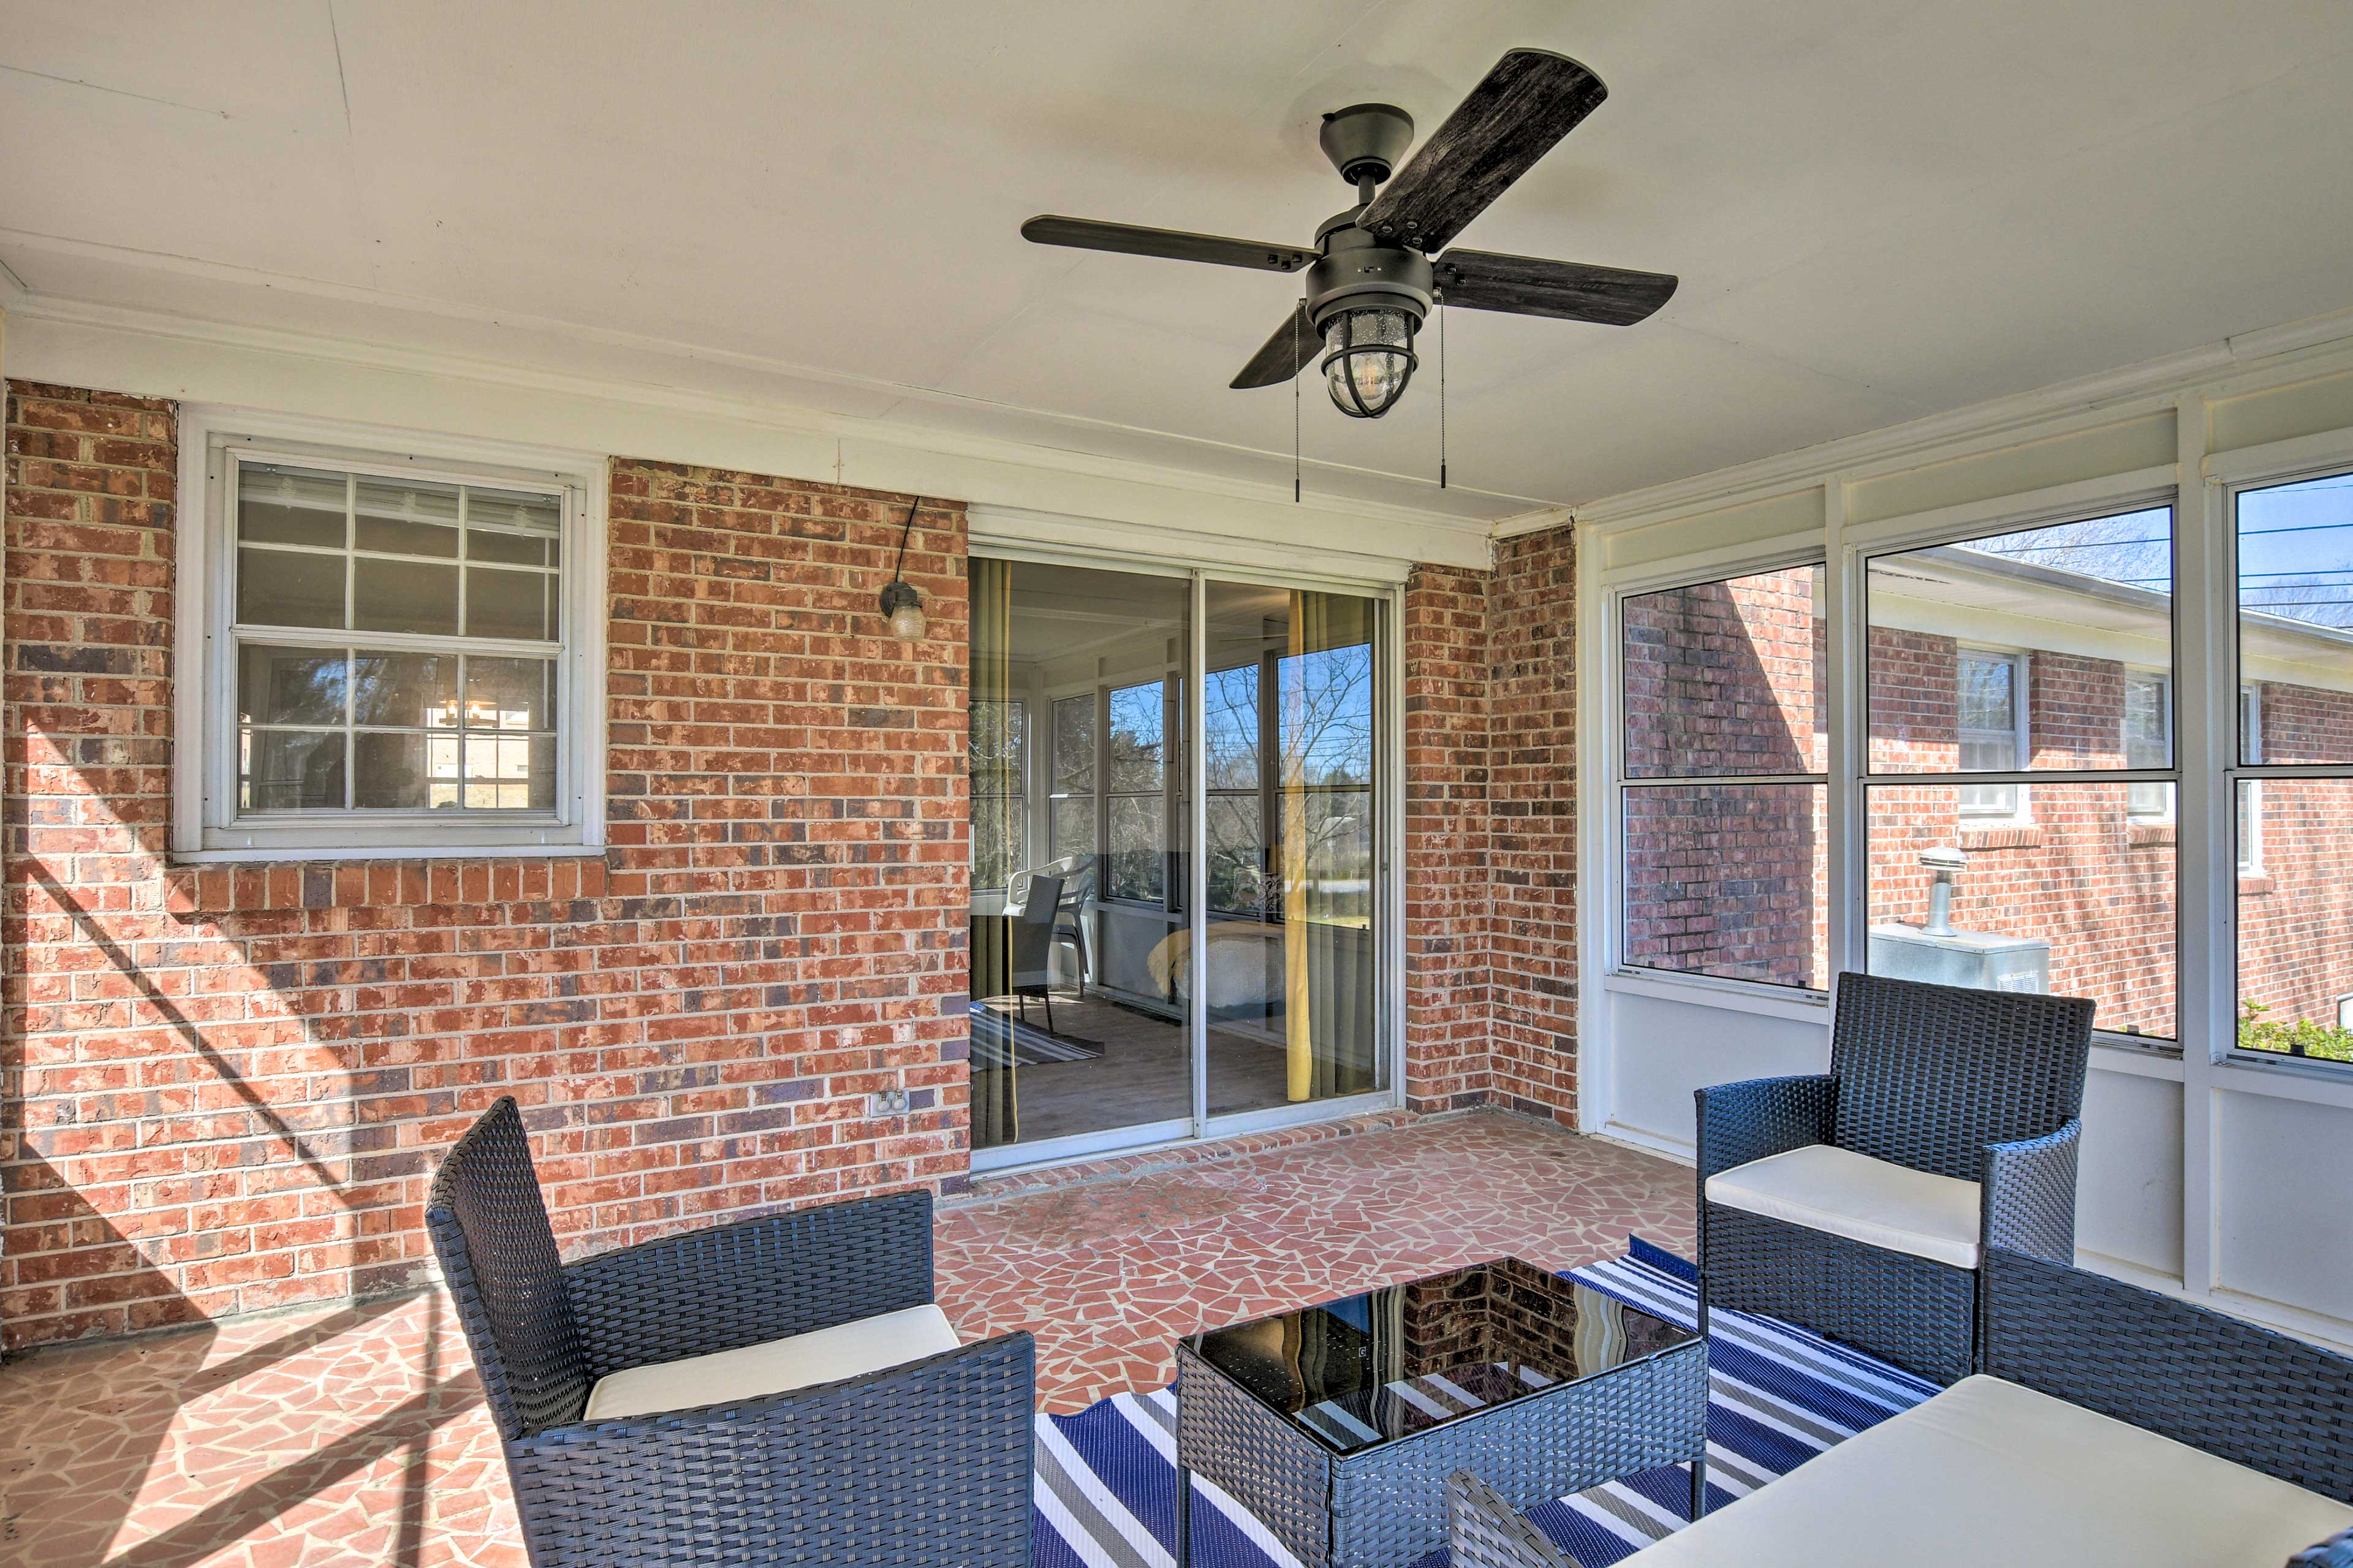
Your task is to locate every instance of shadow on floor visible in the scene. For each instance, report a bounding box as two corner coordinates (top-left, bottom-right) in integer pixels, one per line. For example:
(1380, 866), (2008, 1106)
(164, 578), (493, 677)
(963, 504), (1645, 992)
(0, 1257), (477, 1568)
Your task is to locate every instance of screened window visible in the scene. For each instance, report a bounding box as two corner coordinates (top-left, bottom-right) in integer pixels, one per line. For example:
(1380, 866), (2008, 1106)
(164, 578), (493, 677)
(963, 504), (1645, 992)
(1618, 562), (1827, 990)
(2234, 471), (2353, 1064)
(186, 434), (601, 859)
(1862, 506), (2177, 1037)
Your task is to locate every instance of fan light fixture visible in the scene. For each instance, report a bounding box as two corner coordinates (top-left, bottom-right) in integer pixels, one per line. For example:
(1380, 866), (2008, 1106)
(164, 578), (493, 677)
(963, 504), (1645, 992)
(877, 497), (928, 640)
(1021, 51), (1683, 475)
(1321, 306), (1419, 419)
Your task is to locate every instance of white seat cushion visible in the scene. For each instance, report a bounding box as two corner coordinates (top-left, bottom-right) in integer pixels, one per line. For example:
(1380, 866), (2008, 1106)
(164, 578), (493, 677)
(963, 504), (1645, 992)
(1705, 1143), (1980, 1270)
(1620, 1374), (2353, 1568)
(582, 1303), (961, 1422)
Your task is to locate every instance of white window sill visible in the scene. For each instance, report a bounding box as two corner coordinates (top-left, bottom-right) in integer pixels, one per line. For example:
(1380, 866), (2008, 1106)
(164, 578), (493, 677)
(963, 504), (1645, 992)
(170, 843), (605, 866)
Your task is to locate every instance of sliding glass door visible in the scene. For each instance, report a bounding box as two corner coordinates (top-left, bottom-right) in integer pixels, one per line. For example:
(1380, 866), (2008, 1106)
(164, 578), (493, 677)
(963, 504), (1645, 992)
(969, 557), (1393, 1165)
(970, 559), (1194, 1156)
(1201, 581), (1384, 1115)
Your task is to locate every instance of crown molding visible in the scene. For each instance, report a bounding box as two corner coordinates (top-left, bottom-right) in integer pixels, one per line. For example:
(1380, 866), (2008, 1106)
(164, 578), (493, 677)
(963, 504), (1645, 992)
(8, 287), (1517, 546)
(0, 230), (1528, 546)
(968, 502), (1417, 585)
(1499, 303), (2353, 541)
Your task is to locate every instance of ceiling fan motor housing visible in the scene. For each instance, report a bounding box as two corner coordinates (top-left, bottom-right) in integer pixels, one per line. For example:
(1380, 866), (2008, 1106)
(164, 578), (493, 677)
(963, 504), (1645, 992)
(1306, 221), (1434, 335)
(1308, 222), (1433, 418)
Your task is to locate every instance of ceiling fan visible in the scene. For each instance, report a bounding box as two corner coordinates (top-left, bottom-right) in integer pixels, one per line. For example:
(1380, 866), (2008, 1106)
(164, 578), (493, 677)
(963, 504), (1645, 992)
(1021, 48), (1677, 423)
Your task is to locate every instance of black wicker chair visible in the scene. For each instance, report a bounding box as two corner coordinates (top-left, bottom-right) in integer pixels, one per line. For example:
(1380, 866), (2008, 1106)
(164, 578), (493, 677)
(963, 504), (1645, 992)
(1694, 971), (2094, 1383)
(425, 1096), (1036, 1567)
(1979, 1246), (2353, 1507)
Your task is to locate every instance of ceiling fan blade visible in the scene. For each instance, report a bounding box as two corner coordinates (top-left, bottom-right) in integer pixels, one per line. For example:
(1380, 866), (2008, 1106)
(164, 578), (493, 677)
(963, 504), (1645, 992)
(1357, 50), (1608, 254)
(1022, 216), (1313, 273)
(1230, 301), (1319, 389)
(1434, 249), (1678, 325)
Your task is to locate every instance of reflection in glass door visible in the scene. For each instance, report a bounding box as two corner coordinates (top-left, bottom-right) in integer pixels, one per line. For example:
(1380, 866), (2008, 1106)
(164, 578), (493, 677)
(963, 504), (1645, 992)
(970, 558), (1389, 1165)
(1202, 581), (1386, 1115)
(970, 559), (1194, 1156)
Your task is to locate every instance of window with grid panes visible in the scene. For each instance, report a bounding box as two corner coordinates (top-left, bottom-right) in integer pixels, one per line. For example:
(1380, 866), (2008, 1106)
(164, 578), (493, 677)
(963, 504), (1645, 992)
(194, 440), (597, 858)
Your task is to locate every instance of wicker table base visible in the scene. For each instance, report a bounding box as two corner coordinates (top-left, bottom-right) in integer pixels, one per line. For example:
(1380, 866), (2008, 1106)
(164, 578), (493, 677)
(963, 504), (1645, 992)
(1171, 1260), (1708, 1568)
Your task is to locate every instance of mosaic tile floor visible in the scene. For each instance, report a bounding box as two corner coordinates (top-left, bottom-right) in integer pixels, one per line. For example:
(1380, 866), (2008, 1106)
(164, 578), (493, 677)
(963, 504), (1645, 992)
(0, 1109), (1691, 1567)
(939, 1110), (1697, 1412)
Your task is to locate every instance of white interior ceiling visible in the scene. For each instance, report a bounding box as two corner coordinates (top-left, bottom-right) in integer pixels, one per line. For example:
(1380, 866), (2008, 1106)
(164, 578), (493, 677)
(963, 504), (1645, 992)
(6, 1), (2353, 523)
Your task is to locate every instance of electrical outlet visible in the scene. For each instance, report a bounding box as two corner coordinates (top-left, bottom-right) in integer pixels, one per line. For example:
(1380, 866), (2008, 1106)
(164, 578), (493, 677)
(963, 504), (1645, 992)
(868, 1088), (909, 1116)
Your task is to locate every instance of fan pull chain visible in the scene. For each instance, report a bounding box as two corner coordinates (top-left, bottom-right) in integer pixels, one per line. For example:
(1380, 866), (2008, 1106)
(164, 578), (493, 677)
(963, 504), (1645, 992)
(1292, 304), (1303, 503)
(1438, 294), (1448, 491)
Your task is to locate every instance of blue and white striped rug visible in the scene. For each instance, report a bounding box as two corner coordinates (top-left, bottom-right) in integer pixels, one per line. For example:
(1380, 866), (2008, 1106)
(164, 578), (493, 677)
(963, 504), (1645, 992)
(1030, 1238), (1940, 1567)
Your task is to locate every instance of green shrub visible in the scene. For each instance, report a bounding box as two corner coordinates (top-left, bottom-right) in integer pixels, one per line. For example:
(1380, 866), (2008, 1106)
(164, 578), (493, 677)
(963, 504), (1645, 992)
(2238, 999), (2353, 1063)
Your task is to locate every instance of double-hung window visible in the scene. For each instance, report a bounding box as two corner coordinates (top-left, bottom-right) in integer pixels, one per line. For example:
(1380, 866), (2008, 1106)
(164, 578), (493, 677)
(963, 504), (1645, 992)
(1956, 649), (2029, 820)
(2124, 670), (2173, 820)
(178, 417), (605, 859)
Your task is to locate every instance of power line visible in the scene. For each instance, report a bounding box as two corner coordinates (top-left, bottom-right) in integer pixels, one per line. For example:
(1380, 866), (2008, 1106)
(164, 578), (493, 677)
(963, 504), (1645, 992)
(2102, 572), (2353, 585)
(1961, 519), (2353, 561)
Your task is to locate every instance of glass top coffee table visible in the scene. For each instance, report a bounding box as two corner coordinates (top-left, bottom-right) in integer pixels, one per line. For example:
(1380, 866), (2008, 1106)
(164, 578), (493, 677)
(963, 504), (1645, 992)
(1172, 1257), (1706, 1568)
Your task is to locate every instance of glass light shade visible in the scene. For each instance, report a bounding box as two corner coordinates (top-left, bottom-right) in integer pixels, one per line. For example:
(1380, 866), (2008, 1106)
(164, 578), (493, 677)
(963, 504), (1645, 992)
(879, 580), (928, 640)
(1321, 307), (1417, 419)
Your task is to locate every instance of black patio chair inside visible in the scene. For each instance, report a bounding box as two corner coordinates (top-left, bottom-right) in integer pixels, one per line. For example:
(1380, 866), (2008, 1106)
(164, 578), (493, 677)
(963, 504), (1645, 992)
(1694, 971), (2094, 1383)
(1006, 868), (1066, 1033)
(425, 1096), (1035, 1567)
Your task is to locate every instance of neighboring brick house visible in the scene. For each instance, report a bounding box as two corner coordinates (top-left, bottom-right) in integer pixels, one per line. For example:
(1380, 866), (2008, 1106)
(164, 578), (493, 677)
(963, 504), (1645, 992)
(1620, 553), (2353, 1041)
(1, 379), (1581, 1350)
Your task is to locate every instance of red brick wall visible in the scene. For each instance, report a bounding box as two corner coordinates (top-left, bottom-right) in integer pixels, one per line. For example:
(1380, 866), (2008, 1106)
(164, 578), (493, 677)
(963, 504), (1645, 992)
(1403, 564), (1492, 1110)
(1487, 527), (1580, 1124)
(2, 379), (972, 1349)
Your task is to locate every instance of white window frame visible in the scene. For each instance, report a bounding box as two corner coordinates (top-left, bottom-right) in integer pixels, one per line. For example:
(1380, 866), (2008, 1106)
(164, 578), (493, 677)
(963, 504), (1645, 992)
(2124, 667), (2175, 822)
(1955, 645), (2033, 823)
(1607, 551), (1830, 992)
(173, 407), (608, 862)
(1849, 491), (2178, 1044)
(2215, 443), (2353, 1074)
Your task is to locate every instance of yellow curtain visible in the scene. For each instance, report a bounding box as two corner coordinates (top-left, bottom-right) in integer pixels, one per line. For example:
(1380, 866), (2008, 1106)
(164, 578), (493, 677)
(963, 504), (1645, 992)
(1283, 594), (1317, 1100)
(1281, 590), (1378, 1102)
(971, 556), (1018, 1149)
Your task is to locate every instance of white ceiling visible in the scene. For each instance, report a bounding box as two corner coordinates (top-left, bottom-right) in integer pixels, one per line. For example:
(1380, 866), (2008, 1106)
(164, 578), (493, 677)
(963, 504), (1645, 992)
(6, 0), (2353, 522)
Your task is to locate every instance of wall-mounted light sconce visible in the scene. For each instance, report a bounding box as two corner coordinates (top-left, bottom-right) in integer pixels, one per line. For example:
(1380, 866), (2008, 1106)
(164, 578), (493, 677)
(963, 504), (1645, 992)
(879, 496), (928, 640)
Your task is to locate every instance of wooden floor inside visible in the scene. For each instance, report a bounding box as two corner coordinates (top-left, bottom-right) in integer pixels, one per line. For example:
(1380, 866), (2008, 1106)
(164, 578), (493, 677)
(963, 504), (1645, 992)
(974, 988), (1355, 1146)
